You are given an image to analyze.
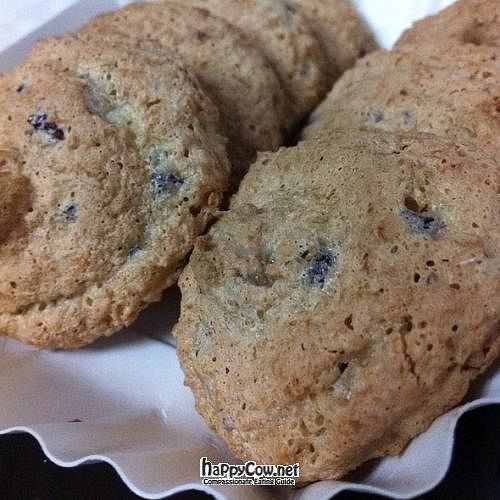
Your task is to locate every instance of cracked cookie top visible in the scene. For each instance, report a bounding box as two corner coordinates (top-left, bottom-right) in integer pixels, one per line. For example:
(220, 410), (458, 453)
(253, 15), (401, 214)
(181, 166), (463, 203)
(174, 130), (500, 482)
(0, 34), (230, 348)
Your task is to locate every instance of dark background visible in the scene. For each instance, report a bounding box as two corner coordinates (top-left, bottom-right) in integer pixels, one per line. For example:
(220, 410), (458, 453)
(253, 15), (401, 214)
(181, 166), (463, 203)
(0, 405), (498, 500)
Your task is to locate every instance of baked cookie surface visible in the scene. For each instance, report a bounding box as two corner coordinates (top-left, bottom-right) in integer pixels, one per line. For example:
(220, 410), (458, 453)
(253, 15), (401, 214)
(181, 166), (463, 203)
(80, 1), (289, 179)
(397, 0), (500, 48)
(302, 44), (500, 161)
(290, 0), (378, 84)
(0, 36), (229, 349)
(182, 0), (327, 121)
(175, 131), (500, 482)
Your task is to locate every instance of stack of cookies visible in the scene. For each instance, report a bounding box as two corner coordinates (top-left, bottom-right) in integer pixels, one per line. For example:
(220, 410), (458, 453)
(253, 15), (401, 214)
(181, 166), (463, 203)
(0, 0), (376, 348)
(173, 0), (500, 483)
(1, 0), (499, 486)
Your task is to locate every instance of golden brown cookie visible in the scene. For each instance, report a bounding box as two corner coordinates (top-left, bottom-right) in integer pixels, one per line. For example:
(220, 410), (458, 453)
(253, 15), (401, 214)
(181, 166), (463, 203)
(0, 35), (229, 349)
(80, 1), (289, 180)
(397, 0), (500, 48)
(302, 44), (500, 161)
(182, 0), (328, 120)
(290, 0), (378, 84)
(175, 130), (500, 483)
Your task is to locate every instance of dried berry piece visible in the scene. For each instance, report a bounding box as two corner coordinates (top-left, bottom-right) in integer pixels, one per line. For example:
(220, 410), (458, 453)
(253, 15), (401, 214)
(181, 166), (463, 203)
(128, 244), (142, 257)
(28, 113), (47, 130)
(401, 111), (412, 127)
(27, 113), (65, 143)
(43, 122), (65, 142)
(400, 208), (445, 238)
(369, 110), (384, 123)
(150, 173), (183, 195)
(62, 202), (77, 222)
(305, 249), (337, 287)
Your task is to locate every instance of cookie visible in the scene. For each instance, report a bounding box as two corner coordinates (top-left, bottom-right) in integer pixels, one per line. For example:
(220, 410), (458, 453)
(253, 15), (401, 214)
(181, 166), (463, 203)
(302, 44), (500, 161)
(175, 130), (500, 482)
(182, 0), (327, 120)
(80, 1), (289, 180)
(0, 35), (230, 349)
(397, 0), (500, 48)
(290, 0), (378, 84)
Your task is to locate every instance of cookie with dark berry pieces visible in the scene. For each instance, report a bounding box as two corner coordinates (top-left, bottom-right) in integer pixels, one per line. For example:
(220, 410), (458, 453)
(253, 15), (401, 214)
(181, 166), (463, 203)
(397, 0), (500, 48)
(174, 130), (500, 483)
(79, 1), (289, 182)
(0, 35), (230, 349)
(302, 43), (500, 162)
